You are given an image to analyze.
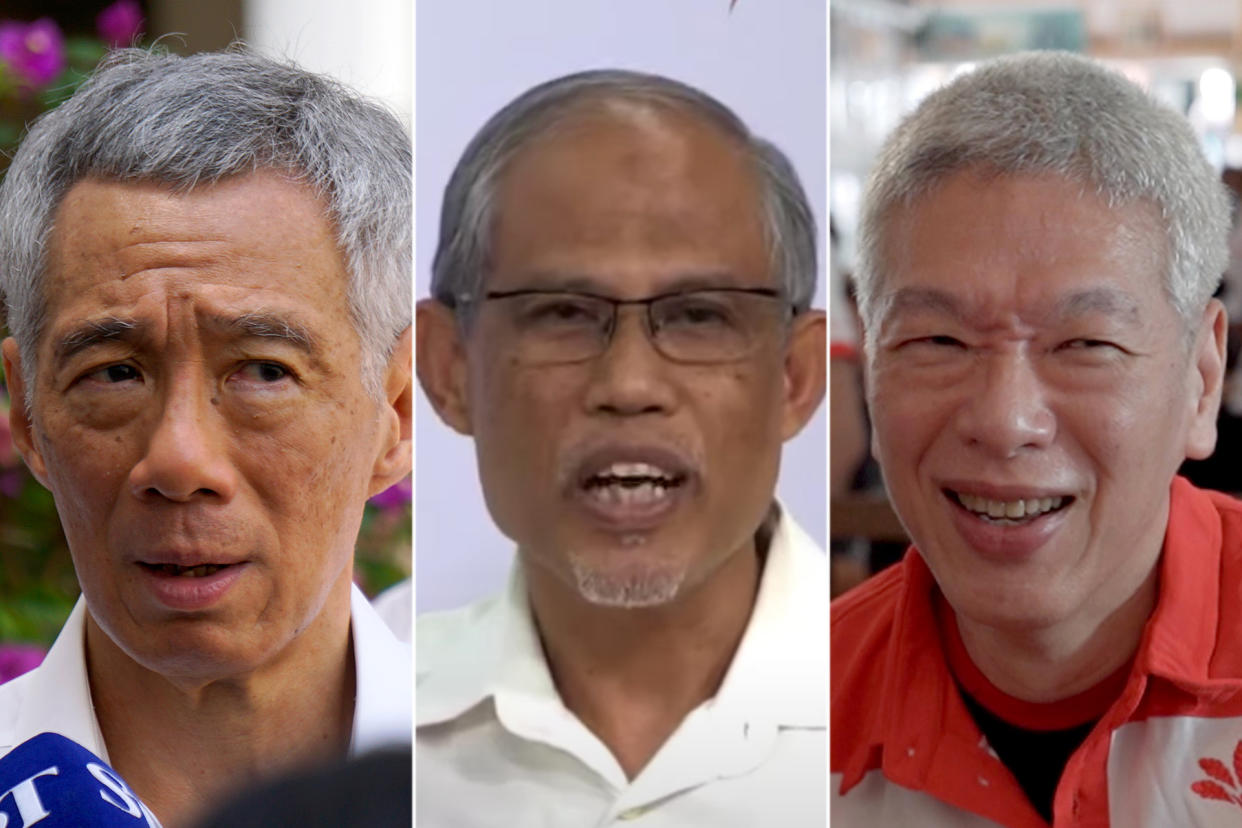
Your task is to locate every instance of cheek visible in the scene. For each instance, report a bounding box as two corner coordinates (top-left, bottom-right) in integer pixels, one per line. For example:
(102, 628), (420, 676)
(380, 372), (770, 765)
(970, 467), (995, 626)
(37, 416), (134, 533)
(472, 359), (576, 467)
(867, 374), (942, 479)
(1066, 364), (1191, 482)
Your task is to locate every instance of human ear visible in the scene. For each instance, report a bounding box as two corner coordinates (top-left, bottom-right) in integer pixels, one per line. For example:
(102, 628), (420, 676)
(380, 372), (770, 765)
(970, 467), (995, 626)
(367, 327), (413, 496)
(781, 309), (827, 441)
(1184, 298), (1227, 460)
(1, 338), (50, 488)
(415, 299), (473, 436)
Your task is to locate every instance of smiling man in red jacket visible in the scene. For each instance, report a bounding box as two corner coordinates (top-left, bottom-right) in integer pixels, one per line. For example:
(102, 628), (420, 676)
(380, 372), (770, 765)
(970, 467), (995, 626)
(832, 52), (1242, 827)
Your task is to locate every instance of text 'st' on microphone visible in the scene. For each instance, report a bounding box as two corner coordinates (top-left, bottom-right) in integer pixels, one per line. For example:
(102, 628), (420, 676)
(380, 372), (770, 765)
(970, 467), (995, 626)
(0, 732), (161, 827)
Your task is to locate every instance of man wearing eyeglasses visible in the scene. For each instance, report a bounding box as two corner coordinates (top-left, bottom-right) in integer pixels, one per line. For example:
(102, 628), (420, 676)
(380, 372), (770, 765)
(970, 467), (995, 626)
(415, 70), (827, 826)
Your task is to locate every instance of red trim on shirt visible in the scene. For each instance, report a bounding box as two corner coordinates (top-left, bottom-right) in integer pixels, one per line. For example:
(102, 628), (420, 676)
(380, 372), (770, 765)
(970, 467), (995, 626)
(830, 341), (857, 361)
(938, 594), (1132, 731)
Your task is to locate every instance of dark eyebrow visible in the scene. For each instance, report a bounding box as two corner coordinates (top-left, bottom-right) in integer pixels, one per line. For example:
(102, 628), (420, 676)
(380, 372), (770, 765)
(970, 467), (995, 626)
(54, 317), (140, 364)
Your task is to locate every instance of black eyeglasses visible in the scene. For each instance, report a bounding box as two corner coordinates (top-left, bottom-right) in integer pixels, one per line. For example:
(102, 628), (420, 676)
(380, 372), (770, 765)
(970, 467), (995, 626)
(466, 287), (793, 365)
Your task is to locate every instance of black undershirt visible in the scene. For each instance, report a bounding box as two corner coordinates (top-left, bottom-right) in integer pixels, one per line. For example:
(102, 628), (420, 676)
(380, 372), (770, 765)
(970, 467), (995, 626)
(959, 688), (1096, 823)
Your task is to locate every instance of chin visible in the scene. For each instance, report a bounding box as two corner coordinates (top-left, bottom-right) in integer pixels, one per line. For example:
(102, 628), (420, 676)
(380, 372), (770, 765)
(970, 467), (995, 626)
(566, 552), (688, 609)
(121, 623), (277, 682)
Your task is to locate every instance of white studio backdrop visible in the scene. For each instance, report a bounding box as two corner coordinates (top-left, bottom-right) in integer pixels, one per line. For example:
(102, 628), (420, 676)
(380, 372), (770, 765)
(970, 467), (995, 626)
(415, 0), (828, 612)
(244, 0), (412, 127)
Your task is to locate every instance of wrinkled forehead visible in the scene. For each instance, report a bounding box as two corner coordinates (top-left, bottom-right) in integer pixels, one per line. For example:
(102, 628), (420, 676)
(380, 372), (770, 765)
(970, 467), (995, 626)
(865, 170), (1173, 325)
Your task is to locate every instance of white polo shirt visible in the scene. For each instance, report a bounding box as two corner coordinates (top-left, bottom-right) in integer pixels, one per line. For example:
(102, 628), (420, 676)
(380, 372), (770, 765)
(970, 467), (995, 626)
(416, 509), (827, 827)
(0, 584), (412, 760)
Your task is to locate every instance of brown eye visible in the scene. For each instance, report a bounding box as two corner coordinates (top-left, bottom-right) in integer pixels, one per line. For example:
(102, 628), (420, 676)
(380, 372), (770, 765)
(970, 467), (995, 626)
(234, 362), (292, 384)
(82, 363), (141, 384)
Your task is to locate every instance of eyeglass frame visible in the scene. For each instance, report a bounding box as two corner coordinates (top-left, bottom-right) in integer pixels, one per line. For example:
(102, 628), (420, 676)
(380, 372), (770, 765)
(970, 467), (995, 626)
(455, 285), (799, 365)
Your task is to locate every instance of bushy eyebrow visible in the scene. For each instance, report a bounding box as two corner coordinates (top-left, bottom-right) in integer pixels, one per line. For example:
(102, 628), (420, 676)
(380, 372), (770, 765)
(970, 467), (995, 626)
(54, 317), (139, 364)
(214, 311), (318, 353)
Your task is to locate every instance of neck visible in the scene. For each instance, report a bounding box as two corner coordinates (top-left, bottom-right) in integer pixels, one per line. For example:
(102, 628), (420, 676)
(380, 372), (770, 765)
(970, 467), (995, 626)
(86, 580), (356, 828)
(525, 535), (764, 780)
(953, 559), (1160, 704)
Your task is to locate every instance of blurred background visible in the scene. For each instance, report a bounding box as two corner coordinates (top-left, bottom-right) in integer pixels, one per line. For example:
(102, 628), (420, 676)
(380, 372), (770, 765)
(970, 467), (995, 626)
(830, 0), (1242, 596)
(0, 0), (411, 672)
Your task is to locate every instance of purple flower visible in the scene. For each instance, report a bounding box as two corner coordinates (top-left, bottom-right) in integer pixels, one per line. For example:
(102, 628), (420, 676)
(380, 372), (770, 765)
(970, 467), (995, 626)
(0, 644), (44, 684)
(0, 19), (66, 91)
(96, 0), (144, 49)
(369, 477), (412, 512)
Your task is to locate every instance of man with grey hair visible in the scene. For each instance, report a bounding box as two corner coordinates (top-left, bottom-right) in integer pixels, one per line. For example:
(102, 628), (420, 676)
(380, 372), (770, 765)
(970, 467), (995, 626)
(416, 70), (826, 825)
(0, 48), (413, 827)
(832, 51), (1242, 826)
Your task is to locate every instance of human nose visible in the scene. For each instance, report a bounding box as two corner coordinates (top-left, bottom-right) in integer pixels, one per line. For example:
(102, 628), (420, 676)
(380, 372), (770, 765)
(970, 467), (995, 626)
(953, 349), (1055, 458)
(581, 306), (677, 416)
(128, 377), (238, 502)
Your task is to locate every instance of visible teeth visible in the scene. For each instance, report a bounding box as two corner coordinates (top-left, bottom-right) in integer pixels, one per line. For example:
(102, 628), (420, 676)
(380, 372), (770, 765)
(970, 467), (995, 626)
(588, 480), (671, 506)
(956, 492), (1065, 521)
(605, 462), (669, 479)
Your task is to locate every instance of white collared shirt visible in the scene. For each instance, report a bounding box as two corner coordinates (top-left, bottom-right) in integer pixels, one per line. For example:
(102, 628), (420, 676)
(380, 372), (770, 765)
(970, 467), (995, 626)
(416, 509), (827, 827)
(0, 584), (411, 761)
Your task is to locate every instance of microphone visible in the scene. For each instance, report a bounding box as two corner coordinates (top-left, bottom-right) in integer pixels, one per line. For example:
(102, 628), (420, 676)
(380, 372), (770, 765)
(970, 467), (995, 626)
(0, 733), (161, 827)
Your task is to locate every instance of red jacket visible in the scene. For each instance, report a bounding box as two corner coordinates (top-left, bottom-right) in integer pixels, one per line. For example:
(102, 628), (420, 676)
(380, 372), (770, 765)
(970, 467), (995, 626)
(832, 477), (1242, 827)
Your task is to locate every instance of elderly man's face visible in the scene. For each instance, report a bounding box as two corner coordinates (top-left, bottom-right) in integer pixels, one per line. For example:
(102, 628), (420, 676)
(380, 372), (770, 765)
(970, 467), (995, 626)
(3, 171), (408, 680)
(866, 171), (1224, 633)
(421, 108), (823, 607)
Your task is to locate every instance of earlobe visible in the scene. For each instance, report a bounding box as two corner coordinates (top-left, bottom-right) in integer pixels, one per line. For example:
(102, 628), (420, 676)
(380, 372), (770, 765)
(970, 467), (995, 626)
(780, 310), (827, 441)
(368, 327), (413, 496)
(415, 299), (473, 436)
(2, 338), (50, 487)
(1184, 299), (1227, 460)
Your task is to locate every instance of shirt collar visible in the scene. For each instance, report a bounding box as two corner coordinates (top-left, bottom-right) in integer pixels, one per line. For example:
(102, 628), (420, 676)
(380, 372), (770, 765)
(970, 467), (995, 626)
(12, 584), (407, 759)
(348, 582), (413, 754)
(1134, 475), (1223, 686)
(415, 505), (826, 729)
(11, 598), (106, 759)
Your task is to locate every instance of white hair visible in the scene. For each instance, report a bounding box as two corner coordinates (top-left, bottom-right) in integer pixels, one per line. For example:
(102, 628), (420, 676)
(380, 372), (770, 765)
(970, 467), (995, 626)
(0, 46), (411, 400)
(857, 51), (1229, 336)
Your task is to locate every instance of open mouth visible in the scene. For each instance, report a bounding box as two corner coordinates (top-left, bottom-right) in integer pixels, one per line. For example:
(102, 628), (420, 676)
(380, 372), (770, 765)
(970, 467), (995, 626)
(582, 462), (686, 506)
(946, 489), (1073, 525)
(139, 562), (233, 578)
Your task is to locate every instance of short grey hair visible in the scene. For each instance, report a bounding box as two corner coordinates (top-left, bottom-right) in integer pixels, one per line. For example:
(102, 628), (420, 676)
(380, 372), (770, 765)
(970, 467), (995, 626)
(0, 46), (412, 400)
(431, 69), (817, 315)
(857, 51), (1230, 334)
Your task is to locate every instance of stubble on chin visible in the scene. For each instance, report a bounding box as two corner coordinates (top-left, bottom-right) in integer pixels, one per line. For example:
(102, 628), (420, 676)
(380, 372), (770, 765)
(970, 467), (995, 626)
(567, 544), (685, 609)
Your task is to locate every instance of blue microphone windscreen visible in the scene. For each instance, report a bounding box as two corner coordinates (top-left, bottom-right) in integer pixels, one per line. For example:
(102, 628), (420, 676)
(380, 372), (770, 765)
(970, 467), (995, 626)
(0, 732), (161, 827)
